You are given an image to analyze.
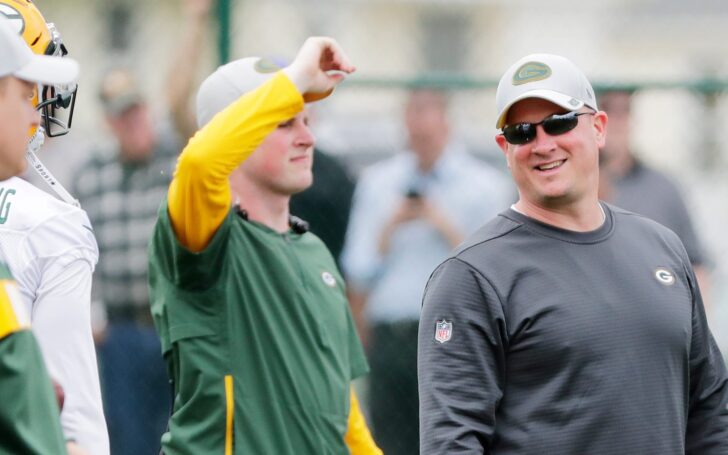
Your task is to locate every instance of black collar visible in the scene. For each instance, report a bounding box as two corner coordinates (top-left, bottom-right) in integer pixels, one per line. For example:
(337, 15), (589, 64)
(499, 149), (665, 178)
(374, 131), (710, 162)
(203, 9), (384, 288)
(234, 205), (309, 234)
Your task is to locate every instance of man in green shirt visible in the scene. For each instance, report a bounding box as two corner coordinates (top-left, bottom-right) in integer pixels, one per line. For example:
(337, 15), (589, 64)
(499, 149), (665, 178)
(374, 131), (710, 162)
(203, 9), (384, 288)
(0, 14), (81, 455)
(149, 38), (380, 453)
(0, 262), (67, 454)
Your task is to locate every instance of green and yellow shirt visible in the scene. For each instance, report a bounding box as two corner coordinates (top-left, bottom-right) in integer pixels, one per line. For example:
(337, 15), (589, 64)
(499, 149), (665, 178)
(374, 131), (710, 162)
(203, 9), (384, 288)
(149, 72), (374, 454)
(0, 262), (66, 455)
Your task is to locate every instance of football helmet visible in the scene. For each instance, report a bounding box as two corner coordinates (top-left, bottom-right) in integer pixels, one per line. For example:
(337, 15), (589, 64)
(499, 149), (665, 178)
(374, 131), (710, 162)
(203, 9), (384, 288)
(0, 0), (77, 138)
(0, 0), (79, 205)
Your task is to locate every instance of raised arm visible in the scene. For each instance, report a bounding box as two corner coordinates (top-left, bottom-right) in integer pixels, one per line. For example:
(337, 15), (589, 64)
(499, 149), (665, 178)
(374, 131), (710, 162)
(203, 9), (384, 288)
(168, 37), (355, 252)
(164, 0), (212, 140)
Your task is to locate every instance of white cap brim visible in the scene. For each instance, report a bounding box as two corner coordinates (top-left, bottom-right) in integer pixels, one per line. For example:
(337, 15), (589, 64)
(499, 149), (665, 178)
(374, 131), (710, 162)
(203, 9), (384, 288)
(13, 53), (79, 86)
(496, 89), (585, 129)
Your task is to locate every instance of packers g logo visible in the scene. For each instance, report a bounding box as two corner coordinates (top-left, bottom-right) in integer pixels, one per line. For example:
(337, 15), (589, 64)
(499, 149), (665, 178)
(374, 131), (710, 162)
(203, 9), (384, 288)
(0, 4), (25, 34)
(513, 62), (552, 86)
(321, 271), (337, 288)
(0, 188), (15, 225)
(654, 267), (675, 286)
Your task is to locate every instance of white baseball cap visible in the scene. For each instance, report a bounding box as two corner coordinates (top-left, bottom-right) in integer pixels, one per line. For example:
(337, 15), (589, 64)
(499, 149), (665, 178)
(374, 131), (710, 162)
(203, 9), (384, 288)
(495, 53), (597, 129)
(196, 56), (331, 128)
(0, 16), (78, 85)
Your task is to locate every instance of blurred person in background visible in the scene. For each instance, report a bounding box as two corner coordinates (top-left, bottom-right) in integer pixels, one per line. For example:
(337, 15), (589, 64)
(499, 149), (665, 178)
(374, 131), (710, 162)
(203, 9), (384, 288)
(290, 147), (355, 265)
(71, 0), (212, 453)
(341, 87), (512, 455)
(148, 37), (380, 454)
(0, 14), (82, 455)
(419, 53), (728, 454)
(598, 89), (710, 302)
(0, 1), (108, 453)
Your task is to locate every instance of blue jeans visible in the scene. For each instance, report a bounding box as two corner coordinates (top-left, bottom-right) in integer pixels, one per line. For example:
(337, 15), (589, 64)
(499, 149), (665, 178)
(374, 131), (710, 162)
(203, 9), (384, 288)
(99, 323), (170, 455)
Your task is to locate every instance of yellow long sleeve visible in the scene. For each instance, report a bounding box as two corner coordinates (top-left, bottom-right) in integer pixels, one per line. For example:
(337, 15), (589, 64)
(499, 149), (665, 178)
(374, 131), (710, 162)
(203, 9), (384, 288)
(168, 72), (304, 252)
(345, 388), (383, 455)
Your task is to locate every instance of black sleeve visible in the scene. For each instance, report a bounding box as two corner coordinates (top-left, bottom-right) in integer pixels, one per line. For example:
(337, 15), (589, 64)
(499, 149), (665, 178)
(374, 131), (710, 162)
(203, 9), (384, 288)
(685, 265), (728, 454)
(418, 257), (508, 454)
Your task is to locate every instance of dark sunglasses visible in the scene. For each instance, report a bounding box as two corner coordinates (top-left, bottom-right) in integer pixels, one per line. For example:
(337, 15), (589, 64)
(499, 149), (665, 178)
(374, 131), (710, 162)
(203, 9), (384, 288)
(502, 111), (594, 145)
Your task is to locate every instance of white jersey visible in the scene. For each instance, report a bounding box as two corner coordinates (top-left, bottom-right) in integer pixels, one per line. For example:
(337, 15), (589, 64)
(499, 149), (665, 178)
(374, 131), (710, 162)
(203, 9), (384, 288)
(0, 177), (109, 455)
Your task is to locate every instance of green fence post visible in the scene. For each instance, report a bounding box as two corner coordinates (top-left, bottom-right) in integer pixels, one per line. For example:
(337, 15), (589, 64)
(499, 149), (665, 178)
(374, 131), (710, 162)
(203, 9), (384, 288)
(217, 0), (232, 65)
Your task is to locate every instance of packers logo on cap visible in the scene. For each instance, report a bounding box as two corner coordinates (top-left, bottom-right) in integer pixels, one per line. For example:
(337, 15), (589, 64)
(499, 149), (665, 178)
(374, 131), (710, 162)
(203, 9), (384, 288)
(254, 57), (282, 74)
(513, 61), (551, 86)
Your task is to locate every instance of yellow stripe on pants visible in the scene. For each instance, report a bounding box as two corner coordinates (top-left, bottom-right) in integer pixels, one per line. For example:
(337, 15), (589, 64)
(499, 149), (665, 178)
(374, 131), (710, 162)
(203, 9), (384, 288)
(225, 375), (234, 455)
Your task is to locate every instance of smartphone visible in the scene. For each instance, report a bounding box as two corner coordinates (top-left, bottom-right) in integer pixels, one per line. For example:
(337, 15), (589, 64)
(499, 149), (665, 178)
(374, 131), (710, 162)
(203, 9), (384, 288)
(405, 189), (422, 200)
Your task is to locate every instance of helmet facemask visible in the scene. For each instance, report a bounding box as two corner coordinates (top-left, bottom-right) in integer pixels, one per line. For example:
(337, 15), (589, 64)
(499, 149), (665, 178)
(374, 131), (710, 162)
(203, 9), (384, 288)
(1, 0), (81, 206)
(35, 22), (77, 138)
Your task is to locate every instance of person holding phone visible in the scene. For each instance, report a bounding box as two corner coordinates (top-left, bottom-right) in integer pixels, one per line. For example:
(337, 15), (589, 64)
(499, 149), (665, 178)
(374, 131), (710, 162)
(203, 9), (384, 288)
(342, 88), (512, 455)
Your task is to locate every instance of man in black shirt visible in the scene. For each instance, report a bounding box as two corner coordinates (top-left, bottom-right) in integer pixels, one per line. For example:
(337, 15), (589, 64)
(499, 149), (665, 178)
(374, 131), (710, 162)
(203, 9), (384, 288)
(418, 53), (728, 454)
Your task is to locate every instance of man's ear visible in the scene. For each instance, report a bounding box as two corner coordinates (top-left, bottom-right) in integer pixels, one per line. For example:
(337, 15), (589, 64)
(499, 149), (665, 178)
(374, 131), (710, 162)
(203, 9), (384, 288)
(495, 134), (513, 167)
(593, 111), (608, 148)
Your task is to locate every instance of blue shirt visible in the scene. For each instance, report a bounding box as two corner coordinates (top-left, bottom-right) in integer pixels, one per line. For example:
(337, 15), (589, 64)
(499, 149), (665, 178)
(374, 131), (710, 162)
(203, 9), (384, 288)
(341, 145), (513, 323)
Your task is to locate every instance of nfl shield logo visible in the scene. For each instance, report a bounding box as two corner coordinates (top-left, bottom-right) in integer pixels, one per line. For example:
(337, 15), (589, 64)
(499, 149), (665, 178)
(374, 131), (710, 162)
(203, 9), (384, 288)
(435, 320), (452, 344)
